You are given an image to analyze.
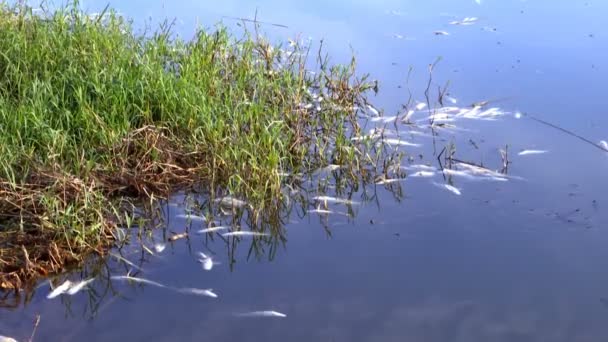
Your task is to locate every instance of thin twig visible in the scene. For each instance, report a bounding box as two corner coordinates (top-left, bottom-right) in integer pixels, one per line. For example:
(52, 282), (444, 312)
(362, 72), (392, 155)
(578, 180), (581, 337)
(522, 112), (608, 152)
(28, 314), (40, 342)
(221, 15), (288, 28)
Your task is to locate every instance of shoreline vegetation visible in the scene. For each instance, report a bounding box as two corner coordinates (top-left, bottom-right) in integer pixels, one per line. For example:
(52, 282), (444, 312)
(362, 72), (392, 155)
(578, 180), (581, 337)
(0, 2), (386, 290)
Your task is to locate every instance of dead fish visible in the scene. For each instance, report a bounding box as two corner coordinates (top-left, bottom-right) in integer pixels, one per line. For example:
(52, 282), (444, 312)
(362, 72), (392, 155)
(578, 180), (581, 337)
(175, 214), (206, 222)
(312, 196), (360, 206)
(366, 104), (380, 116)
(67, 278), (95, 295)
(375, 178), (407, 185)
(316, 164), (341, 173)
(0, 336), (18, 342)
(407, 164), (436, 171)
(47, 280), (73, 299)
(402, 109), (415, 122)
(415, 102), (427, 111)
(178, 288), (218, 298)
(518, 149), (548, 156)
(599, 140), (608, 151)
(383, 139), (422, 147)
(221, 231), (269, 237)
(198, 252), (214, 271)
(236, 310), (287, 318)
(434, 30), (450, 36)
(393, 33), (404, 39)
(434, 182), (462, 195)
(410, 171), (436, 178)
(216, 196), (249, 209)
(168, 232), (188, 242)
(307, 208), (334, 215)
(371, 115), (398, 123)
(153, 243), (167, 253)
(196, 226), (229, 234)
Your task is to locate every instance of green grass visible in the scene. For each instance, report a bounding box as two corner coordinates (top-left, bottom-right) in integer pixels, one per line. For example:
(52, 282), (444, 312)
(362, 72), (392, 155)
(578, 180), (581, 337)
(0, 2), (377, 288)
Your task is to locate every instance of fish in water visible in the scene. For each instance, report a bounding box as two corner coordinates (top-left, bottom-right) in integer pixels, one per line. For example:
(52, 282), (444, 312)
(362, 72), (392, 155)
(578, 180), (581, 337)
(383, 139), (422, 147)
(0, 336), (18, 342)
(216, 196), (249, 209)
(366, 104), (380, 116)
(222, 231), (269, 237)
(433, 182), (462, 195)
(198, 252), (214, 271)
(178, 287), (218, 298)
(175, 214), (206, 222)
(153, 243), (166, 253)
(47, 280), (73, 299)
(415, 102), (427, 110)
(236, 310), (287, 318)
(312, 196), (360, 206)
(410, 171), (435, 178)
(196, 226), (229, 234)
(67, 278), (95, 295)
(518, 149), (548, 156)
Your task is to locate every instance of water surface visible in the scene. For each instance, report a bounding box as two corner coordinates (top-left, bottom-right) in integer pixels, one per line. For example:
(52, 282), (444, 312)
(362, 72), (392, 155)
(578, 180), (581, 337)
(2, 1), (608, 341)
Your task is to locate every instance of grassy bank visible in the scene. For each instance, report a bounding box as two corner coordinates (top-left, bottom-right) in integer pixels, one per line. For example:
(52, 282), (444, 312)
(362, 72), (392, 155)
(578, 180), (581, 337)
(0, 2), (378, 290)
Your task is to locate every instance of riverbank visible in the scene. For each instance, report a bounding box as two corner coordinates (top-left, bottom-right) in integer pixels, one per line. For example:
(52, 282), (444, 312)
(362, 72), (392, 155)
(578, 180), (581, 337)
(0, 2), (376, 290)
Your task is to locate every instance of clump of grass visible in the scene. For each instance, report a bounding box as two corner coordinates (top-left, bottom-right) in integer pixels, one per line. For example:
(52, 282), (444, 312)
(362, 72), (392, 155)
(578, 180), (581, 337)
(0, 2), (377, 289)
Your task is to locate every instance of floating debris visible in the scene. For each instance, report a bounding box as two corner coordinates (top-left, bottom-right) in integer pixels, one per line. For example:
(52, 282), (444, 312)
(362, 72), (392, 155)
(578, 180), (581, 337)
(47, 280), (73, 299)
(236, 310), (287, 318)
(153, 243), (167, 253)
(393, 33), (404, 39)
(221, 231), (269, 237)
(518, 149), (548, 156)
(196, 226), (229, 234)
(168, 232), (188, 242)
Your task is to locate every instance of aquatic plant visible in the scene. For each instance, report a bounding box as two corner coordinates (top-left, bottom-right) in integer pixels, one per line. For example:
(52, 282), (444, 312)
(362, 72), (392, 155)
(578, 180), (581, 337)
(0, 1), (382, 289)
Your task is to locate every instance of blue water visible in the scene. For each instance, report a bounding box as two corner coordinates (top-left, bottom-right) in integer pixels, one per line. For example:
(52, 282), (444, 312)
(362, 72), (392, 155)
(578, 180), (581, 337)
(2, 1), (608, 341)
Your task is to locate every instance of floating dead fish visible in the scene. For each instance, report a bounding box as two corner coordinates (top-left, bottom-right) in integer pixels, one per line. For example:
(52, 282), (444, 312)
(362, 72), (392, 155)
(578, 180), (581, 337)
(371, 115), (398, 123)
(307, 207), (334, 215)
(312, 196), (360, 206)
(198, 252), (214, 271)
(599, 140), (608, 151)
(67, 278), (95, 295)
(47, 280), (73, 299)
(410, 171), (436, 178)
(434, 31), (450, 36)
(402, 109), (415, 122)
(221, 231), (269, 237)
(375, 177), (407, 185)
(178, 288), (218, 298)
(518, 149), (548, 156)
(0, 336), (18, 342)
(175, 214), (206, 222)
(393, 33), (404, 39)
(383, 139), (422, 147)
(216, 196), (249, 209)
(168, 232), (188, 242)
(236, 310), (287, 318)
(415, 102), (427, 111)
(153, 243), (167, 253)
(443, 168), (508, 182)
(366, 104), (380, 116)
(315, 164), (341, 173)
(434, 182), (462, 195)
(196, 226), (229, 234)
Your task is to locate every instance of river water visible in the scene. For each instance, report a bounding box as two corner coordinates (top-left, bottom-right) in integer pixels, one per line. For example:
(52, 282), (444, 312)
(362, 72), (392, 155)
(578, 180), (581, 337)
(2, 0), (608, 341)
